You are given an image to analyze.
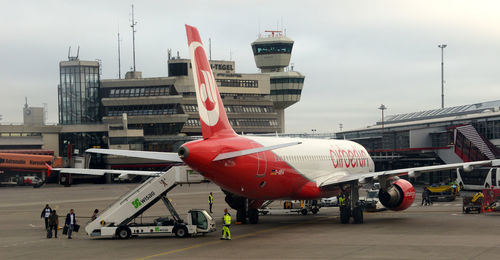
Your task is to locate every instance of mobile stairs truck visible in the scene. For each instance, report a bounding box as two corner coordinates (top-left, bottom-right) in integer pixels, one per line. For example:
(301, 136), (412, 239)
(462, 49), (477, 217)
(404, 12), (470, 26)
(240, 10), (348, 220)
(85, 166), (216, 239)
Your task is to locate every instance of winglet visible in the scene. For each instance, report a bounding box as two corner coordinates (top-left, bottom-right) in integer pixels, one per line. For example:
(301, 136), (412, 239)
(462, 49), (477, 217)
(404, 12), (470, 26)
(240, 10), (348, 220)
(186, 25), (236, 139)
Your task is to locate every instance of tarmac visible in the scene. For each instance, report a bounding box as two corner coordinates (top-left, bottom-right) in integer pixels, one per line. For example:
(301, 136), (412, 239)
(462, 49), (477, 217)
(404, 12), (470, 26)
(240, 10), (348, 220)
(1, 183), (499, 259)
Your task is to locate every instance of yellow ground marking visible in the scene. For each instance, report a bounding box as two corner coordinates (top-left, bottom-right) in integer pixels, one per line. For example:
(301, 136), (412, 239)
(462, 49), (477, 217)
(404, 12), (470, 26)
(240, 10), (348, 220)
(137, 216), (336, 260)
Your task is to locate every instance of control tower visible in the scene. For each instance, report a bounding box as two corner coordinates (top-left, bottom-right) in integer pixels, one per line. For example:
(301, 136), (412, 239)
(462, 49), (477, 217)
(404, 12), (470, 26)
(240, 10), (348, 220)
(251, 30), (305, 132)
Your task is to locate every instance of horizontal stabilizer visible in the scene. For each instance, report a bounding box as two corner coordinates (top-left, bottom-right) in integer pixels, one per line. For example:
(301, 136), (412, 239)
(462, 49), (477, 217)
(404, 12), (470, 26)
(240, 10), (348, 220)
(212, 142), (302, 161)
(86, 148), (182, 162)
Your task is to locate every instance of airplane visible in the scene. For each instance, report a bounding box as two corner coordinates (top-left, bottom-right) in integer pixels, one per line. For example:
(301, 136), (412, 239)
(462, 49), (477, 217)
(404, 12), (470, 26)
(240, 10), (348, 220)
(51, 25), (500, 225)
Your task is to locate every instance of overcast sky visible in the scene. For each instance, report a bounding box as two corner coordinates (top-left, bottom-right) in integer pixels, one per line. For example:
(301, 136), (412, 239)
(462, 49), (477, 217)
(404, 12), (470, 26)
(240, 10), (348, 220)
(1, 1), (500, 133)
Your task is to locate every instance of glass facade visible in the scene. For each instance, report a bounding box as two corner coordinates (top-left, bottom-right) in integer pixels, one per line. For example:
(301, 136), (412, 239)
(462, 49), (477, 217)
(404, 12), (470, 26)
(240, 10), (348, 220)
(183, 104), (274, 114)
(104, 85), (176, 98)
(252, 43), (293, 55)
(129, 123), (184, 136)
(184, 118), (278, 128)
(104, 104), (181, 117)
(58, 63), (100, 124)
(269, 76), (304, 106)
(168, 62), (188, 76)
(216, 79), (258, 88)
(270, 78), (304, 84)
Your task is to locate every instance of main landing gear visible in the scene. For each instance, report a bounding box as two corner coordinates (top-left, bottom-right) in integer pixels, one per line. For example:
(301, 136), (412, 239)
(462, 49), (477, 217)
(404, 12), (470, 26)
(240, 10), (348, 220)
(236, 208), (259, 224)
(339, 182), (364, 224)
(224, 191), (260, 224)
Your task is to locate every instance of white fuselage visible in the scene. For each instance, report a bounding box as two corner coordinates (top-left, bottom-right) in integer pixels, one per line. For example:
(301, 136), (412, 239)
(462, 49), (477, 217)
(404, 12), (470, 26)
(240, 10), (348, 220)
(246, 136), (375, 186)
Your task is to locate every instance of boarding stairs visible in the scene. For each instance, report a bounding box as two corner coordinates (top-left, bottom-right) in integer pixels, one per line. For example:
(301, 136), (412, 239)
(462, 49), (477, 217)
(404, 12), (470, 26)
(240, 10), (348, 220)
(85, 166), (208, 236)
(454, 125), (498, 162)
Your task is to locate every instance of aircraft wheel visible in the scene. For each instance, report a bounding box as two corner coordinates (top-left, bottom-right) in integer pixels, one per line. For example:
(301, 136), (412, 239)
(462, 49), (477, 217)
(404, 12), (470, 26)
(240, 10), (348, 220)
(311, 208), (319, 214)
(301, 209), (308, 215)
(340, 206), (350, 224)
(116, 226), (131, 239)
(236, 209), (247, 224)
(352, 207), (364, 224)
(248, 209), (259, 224)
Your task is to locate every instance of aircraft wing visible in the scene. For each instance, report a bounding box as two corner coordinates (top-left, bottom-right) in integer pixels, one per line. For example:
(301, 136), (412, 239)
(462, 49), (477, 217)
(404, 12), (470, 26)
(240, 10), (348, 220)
(86, 148), (183, 162)
(212, 142), (302, 161)
(52, 168), (162, 177)
(319, 159), (500, 187)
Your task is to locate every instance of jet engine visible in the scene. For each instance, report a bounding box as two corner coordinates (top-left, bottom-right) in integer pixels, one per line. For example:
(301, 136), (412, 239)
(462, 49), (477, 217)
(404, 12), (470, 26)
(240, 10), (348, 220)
(378, 179), (416, 211)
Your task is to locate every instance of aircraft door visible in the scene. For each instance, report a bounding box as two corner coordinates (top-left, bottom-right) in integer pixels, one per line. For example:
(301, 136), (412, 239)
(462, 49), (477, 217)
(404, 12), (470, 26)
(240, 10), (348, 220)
(252, 142), (267, 177)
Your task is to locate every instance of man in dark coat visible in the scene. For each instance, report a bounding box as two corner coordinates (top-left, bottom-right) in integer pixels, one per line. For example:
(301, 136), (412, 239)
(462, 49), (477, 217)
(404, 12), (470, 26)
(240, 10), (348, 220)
(48, 210), (59, 238)
(40, 204), (52, 229)
(65, 209), (76, 239)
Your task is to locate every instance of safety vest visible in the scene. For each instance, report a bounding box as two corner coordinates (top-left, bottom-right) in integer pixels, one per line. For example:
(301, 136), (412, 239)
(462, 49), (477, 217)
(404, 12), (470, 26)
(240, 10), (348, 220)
(223, 213), (231, 225)
(209, 194), (214, 204)
(338, 197), (345, 206)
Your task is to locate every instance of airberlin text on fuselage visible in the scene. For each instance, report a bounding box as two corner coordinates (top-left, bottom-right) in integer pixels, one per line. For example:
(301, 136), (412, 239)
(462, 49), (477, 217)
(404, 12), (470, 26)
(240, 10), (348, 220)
(329, 147), (369, 168)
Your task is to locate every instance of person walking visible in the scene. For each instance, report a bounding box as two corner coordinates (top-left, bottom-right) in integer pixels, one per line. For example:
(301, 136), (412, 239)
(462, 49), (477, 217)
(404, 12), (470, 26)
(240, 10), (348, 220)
(48, 210), (59, 238)
(65, 209), (76, 239)
(426, 188), (433, 205)
(91, 209), (99, 221)
(40, 204), (52, 229)
(208, 192), (214, 213)
(221, 208), (231, 240)
(421, 188), (428, 206)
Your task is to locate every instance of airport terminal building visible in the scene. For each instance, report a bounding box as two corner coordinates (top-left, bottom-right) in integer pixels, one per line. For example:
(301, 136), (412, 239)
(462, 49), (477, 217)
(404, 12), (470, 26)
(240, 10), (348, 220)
(0, 31), (305, 179)
(338, 101), (500, 183)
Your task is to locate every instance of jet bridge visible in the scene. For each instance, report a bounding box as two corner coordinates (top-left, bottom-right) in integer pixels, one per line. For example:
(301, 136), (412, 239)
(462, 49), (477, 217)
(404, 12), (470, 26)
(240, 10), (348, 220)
(85, 166), (208, 236)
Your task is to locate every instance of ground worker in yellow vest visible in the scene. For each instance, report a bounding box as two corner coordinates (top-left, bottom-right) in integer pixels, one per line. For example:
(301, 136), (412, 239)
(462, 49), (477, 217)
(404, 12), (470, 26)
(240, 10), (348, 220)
(221, 208), (231, 240)
(208, 192), (214, 213)
(338, 194), (345, 206)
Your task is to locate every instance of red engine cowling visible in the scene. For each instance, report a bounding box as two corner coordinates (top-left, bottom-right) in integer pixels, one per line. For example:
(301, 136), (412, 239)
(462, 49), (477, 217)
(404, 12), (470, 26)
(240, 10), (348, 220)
(378, 179), (415, 211)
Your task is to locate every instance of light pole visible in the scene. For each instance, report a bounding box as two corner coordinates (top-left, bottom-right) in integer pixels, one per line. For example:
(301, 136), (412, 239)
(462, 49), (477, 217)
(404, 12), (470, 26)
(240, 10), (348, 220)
(438, 44), (447, 109)
(378, 104), (387, 132)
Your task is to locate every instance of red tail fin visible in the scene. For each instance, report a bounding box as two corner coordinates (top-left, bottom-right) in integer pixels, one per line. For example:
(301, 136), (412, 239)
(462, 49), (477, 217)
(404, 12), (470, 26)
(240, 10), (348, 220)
(44, 163), (52, 177)
(186, 25), (236, 139)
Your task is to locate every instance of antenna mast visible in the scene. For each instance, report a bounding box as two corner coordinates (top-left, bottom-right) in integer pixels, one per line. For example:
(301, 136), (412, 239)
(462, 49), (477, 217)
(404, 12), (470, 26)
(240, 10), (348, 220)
(130, 4), (137, 72)
(118, 29), (122, 79)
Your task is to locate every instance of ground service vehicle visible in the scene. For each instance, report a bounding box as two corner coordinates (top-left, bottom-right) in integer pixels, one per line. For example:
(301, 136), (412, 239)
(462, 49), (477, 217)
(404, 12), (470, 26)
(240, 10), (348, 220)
(426, 185), (459, 201)
(0, 152), (62, 186)
(100, 207), (214, 239)
(482, 187), (500, 212)
(463, 192), (484, 214)
(0, 176), (43, 186)
(85, 166), (215, 239)
(320, 196), (338, 207)
(360, 189), (385, 212)
(456, 168), (500, 191)
(259, 200), (319, 216)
